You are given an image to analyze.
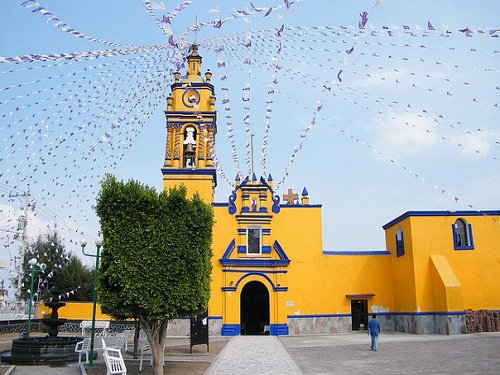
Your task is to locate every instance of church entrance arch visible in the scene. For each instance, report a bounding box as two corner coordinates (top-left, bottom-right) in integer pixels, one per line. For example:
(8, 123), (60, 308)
(240, 281), (270, 335)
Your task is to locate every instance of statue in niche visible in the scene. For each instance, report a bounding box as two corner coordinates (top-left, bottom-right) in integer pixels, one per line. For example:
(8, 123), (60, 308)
(251, 198), (258, 212)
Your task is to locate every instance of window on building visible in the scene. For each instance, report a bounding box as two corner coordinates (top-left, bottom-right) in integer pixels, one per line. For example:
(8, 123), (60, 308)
(396, 226), (405, 257)
(452, 218), (474, 250)
(247, 228), (261, 254)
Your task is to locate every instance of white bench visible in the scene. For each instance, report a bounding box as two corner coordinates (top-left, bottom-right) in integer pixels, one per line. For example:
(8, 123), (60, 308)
(102, 338), (127, 375)
(80, 320), (110, 336)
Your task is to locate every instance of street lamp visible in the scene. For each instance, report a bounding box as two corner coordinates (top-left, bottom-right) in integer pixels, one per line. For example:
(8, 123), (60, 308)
(26, 258), (45, 337)
(81, 236), (103, 368)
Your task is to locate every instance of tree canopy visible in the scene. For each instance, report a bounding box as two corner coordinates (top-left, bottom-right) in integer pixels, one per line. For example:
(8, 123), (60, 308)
(17, 232), (93, 301)
(95, 175), (213, 375)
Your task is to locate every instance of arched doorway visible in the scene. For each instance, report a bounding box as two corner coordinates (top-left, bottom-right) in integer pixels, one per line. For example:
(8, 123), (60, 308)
(240, 281), (270, 335)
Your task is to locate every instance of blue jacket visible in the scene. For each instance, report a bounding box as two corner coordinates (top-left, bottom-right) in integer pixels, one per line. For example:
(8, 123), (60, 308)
(368, 318), (380, 337)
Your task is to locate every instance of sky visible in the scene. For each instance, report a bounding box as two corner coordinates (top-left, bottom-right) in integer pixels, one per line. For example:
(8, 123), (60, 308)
(0, 0), (499, 299)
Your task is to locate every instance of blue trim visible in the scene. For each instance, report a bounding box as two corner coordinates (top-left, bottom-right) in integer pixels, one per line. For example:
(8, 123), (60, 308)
(262, 245), (272, 254)
(220, 240), (290, 267)
(273, 241), (290, 262)
(223, 269), (287, 274)
(220, 259), (290, 267)
(235, 214), (273, 219)
(221, 239), (236, 260)
(171, 81), (215, 92)
(280, 204), (322, 208)
(452, 223), (475, 250)
(396, 231), (405, 257)
(208, 316), (223, 320)
(212, 202), (228, 207)
(288, 313), (351, 319)
(272, 195), (280, 213)
(323, 250), (390, 256)
(221, 324), (240, 336)
(383, 210), (500, 229)
(270, 324), (288, 336)
(181, 88), (200, 108)
(288, 312), (467, 319)
(376, 311), (467, 316)
(232, 272), (288, 292)
(161, 168), (217, 177)
(237, 228), (270, 235)
(228, 190), (237, 215)
(274, 287), (288, 292)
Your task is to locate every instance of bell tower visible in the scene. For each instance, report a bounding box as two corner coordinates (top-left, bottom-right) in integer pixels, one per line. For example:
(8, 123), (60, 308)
(162, 44), (217, 203)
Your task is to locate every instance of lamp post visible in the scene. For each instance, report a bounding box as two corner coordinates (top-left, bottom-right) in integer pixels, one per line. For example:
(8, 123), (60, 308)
(26, 258), (45, 337)
(81, 236), (102, 368)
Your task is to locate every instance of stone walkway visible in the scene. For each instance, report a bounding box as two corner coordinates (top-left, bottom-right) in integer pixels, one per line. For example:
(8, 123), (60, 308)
(205, 336), (302, 375)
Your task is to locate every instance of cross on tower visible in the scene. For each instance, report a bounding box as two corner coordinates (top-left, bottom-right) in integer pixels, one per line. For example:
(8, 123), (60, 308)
(283, 188), (299, 204)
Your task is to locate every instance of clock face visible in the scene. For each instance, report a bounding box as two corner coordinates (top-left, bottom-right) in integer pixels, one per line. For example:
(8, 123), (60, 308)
(182, 89), (200, 108)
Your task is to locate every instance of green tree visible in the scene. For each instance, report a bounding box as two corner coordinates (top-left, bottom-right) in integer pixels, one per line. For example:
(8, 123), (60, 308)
(51, 257), (94, 301)
(95, 175), (213, 375)
(17, 232), (93, 301)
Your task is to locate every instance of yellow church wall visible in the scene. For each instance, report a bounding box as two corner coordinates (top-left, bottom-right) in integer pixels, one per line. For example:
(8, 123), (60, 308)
(163, 177), (214, 203)
(209, 205), (238, 320)
(429, 255), (463, 312)
(270, 207), (395, 317)
(384, 220), (418, 312)
(318, 255), (394, 313)
(37, 302), (110, 320)
(270, 206), (324, 316)
(384, 212), (500, 313)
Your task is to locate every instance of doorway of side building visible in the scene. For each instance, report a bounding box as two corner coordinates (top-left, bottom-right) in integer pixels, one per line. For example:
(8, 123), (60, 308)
(351, 299), (368, 330)
(240, 281), (270, 335)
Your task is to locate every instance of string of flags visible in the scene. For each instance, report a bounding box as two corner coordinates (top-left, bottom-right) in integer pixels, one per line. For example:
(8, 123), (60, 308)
(215, 46), (243, 178)
(220, 38), (499, 163)
(21, 0), (126, 48)
(1, 0), (499, 291)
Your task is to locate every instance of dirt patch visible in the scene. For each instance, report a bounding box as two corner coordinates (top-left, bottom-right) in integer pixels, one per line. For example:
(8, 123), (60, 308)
(86, 338), (228, 375)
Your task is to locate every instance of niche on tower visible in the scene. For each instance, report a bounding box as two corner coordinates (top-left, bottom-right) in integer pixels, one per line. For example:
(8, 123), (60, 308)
(183, 126), (197, 168)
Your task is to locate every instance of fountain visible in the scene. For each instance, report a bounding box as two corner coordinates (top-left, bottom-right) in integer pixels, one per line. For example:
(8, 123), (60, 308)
(1, 291), (81, 364)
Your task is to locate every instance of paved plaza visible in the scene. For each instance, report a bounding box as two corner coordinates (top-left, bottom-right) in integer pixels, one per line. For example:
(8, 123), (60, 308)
(280, 331), (500, 375)
(2, 332), (499, 374)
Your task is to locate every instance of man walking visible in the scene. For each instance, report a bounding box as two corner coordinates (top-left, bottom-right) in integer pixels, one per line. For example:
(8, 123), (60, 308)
(368, 314), (381, 351)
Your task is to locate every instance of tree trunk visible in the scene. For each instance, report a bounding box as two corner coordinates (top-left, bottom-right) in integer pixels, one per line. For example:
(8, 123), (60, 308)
(133, 321), (140, 359)
(139, 317), (169, 375)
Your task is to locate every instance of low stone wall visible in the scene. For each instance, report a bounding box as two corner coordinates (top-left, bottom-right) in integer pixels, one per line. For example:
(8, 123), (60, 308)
(288, 316), (351, 335)
(0, 319), (43, 335)
(389, 313), (465, 335)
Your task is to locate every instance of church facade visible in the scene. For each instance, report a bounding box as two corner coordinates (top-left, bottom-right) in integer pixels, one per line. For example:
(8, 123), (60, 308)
(162, 45), (500, 336)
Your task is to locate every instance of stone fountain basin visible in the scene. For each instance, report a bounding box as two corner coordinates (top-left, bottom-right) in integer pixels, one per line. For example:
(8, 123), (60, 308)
(1, 336), (81, 363)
